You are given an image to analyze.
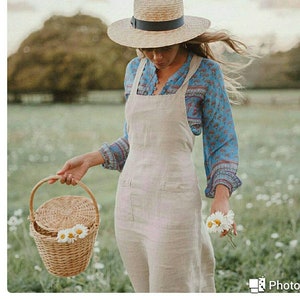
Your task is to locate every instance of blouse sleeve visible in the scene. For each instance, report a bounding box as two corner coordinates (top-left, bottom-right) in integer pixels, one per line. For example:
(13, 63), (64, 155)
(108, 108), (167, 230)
(201, 61), (242, 198)
(98, 57), (140, 171)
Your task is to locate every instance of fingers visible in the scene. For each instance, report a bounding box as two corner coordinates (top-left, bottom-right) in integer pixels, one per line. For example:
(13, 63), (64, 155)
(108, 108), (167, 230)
(220, 222), (238, 237)
(48, 174), (77, 185)
(48, 178), (58, 184)
(233, 222), (238, 236)
(48, 160), (78, 185)
(59, 173), (77, 186)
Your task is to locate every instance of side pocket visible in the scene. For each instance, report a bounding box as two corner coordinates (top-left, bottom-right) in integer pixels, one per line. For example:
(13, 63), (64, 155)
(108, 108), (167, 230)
(115, 179), (133, 221)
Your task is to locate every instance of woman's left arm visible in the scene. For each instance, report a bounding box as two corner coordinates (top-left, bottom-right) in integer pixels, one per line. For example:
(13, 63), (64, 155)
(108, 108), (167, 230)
(201, 61), (241, 233)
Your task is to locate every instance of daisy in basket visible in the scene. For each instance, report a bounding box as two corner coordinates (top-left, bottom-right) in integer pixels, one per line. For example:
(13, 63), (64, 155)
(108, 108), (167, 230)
(57, 224), (89, 244)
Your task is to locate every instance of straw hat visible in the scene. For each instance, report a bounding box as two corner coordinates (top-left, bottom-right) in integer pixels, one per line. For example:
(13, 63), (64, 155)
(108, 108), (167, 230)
(107, 0), (211, 48)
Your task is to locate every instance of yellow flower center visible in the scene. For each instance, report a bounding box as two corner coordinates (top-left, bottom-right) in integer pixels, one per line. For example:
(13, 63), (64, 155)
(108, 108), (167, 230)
(68, 232), (75, 238)
(60, 234), (66, 239)
(207, 221), (213, 228)
(214, 219), (221, 226)
(76, 229), (83, 235)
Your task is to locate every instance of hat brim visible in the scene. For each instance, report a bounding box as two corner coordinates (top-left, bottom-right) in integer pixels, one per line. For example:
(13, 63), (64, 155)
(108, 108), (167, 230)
(107, 16), (211, 48)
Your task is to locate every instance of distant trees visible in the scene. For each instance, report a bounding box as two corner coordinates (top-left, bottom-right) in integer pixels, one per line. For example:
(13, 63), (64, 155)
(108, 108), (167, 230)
(7, 13), (300, 103)
(244, 43), (300, 89)
(7, 14), (136, 103)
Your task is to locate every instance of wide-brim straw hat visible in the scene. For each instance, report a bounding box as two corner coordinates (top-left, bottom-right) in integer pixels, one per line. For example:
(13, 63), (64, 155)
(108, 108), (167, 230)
(107, 0), (211, 49)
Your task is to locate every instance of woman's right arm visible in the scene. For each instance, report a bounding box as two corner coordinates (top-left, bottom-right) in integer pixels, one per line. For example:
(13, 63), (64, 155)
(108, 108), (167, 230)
(51, 57), (140, 185)
(49, 151), (104, 185)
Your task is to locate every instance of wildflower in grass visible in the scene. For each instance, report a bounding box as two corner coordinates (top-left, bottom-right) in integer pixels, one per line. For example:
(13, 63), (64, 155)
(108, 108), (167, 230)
(274, 252), (282, 259)
(75, 285), (83, 292)
(246, 203), (253, 209)
(275, 241), (284, 248)
(236, 224), (244, 232)
(57, 229), (69, 243)
(8, 216), (23, 226)
(14, 208), (23, 217)
(289, 240), (298, 248)
(8, 215), (23, 232)
(9, 225), (17, 232)
(73, 224), (88, 239)
(86, 274), (96, 281)
(271, 233), (279, 239)
(206, 210), (236, 248)
(34, 265), (42, 272)
(94, 247), (100, 253)
(94, 262), (104, 270)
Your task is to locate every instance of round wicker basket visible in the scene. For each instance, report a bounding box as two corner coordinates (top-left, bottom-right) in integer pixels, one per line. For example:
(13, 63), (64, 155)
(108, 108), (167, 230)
(29, 175), (100, 277)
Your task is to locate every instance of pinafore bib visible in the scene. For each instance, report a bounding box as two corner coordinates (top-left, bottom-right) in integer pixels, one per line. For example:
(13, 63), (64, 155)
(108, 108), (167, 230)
(115, 55), (215, 292)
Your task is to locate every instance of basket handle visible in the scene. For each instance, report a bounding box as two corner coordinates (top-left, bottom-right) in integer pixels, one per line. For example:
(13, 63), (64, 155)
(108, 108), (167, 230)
(29, 175), (100, 225)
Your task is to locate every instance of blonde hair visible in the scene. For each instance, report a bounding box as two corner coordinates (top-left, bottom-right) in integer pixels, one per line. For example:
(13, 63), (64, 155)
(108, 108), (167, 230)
(185, 31), (252, 103)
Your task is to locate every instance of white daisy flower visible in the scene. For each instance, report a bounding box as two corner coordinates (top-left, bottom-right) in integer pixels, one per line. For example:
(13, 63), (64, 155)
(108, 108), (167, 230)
(14, 208), (23, 217)
(94, 262), (104, 270)
(206, 210), (237, 248)
(73, 224), (89, 239)
(289, 240), (298, 248)
(66, 228), (77, 243)
(225, 210), (235, 227)
(57, 229), (69, 243)
(206, 211), (228, 233)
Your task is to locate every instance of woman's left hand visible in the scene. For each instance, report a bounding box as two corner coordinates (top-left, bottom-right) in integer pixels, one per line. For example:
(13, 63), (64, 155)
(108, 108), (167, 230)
(210, 185), (237, 237)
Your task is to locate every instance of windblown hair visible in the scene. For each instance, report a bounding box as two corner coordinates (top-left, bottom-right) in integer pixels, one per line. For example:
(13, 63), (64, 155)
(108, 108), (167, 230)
(185, 31), (252, 103)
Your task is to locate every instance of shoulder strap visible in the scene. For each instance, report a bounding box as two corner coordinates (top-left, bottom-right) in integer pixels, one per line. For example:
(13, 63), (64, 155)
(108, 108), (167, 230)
(179, 55), (203, 92)
(131, 58), (147, 95)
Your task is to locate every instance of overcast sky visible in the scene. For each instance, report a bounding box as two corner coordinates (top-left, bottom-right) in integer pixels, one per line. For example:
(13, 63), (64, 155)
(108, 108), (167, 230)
(7, 0), (300, 55)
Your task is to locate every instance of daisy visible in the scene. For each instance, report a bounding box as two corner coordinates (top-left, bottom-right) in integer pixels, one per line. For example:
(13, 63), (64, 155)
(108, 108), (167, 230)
(73, 224), (89, 239)
(57, 229), (70, 243)
(66, 228), (77, 243)
(206, 210), (237, 248)
(206, 211), (227, 233)
(225, 210), (235, 228)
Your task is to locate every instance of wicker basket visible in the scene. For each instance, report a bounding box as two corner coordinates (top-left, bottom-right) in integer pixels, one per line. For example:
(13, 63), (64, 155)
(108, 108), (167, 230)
(29, 175), (100, 277)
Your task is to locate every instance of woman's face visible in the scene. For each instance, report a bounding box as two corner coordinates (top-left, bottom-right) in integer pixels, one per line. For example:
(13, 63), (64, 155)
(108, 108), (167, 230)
(141, 44), (182, 70)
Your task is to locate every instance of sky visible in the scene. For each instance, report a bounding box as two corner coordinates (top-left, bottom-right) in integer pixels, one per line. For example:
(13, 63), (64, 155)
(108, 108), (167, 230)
(6, 0), (300, 55)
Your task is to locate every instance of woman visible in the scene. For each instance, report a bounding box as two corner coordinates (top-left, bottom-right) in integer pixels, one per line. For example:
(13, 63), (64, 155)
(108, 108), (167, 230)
(51, 0), (248, 292)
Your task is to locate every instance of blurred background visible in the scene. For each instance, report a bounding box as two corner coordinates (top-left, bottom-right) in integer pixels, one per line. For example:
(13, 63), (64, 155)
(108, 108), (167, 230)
(7, 0), (300, 294)
(7, 0), (300, 103)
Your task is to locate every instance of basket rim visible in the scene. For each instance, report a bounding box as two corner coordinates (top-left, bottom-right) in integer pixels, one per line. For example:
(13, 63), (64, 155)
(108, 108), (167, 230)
(30, 219), (99, 242)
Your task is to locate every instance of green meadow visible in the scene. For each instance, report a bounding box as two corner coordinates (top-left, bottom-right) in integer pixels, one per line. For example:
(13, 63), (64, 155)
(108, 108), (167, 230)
(7, 98), (300, 293)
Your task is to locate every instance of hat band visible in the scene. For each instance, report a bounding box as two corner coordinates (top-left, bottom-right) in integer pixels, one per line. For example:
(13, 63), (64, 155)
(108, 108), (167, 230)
(130, 16), (184, 31)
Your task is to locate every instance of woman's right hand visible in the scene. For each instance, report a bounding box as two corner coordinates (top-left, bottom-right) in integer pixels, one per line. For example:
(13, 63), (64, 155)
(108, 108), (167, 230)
(49, 151), (104, 185)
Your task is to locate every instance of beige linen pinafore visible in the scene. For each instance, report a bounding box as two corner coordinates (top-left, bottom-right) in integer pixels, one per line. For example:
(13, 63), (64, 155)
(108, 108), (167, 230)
(115, 55), (216, 292)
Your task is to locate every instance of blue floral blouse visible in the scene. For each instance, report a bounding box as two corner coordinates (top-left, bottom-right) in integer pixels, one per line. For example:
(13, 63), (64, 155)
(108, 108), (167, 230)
(99, 52), (242, 198)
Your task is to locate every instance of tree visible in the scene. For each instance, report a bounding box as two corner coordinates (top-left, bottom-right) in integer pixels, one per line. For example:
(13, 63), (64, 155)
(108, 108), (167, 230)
(7, 14), (136, 102)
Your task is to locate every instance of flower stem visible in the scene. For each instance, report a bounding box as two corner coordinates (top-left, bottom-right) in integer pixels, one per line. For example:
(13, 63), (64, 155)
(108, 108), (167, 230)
(227, 232), (236, 248)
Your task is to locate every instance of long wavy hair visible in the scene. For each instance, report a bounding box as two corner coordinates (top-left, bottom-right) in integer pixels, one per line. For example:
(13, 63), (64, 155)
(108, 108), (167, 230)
(184, 31), (253, 103)
(137, 30), (253, 103)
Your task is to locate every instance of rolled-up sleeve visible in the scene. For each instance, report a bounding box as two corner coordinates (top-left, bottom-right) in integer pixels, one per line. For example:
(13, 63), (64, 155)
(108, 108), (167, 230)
(99, 135), (129, 172)
(201, 61), (242, 198)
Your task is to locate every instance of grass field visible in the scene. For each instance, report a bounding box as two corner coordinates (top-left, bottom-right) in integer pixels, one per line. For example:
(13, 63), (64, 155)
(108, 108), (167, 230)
(7, 100), (300, 293)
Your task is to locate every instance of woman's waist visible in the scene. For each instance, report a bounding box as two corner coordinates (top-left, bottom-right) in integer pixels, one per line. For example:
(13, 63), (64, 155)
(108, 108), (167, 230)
(121, 156), (198, 189)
